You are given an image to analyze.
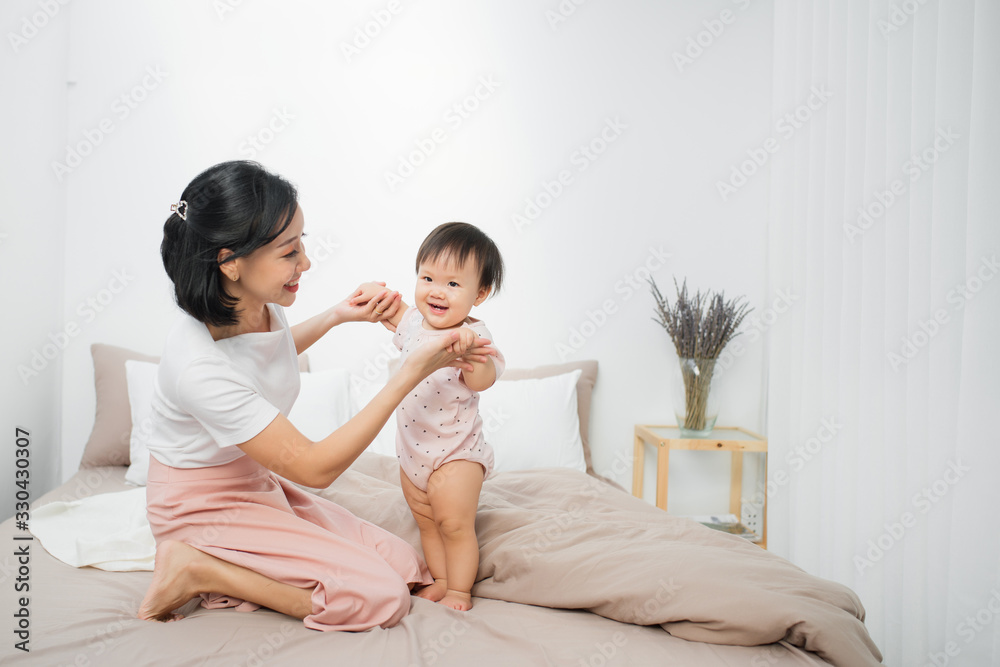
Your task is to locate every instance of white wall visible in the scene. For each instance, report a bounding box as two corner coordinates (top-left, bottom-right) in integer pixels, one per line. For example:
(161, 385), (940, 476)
(0, 0), (71, 522)
(6, 0), (777, 520)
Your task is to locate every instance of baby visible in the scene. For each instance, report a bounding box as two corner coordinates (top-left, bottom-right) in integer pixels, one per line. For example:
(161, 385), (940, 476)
(382, 222), (505, 611)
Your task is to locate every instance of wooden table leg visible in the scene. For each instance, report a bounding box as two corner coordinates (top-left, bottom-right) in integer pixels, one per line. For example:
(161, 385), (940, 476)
(729, 451), (744, 515)
(762, 453), (768, 549)
(656, 446), (669, 510)
(632, 435), (645, 499)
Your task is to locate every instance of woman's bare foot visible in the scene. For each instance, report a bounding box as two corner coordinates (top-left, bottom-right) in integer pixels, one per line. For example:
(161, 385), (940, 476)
(438, 589), (472, 611)
(415, 578), (448, 602)
(138, 541), (212, 622)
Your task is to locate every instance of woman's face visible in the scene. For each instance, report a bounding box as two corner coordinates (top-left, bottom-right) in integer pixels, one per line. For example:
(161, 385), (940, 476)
(226, 205), (311, 312)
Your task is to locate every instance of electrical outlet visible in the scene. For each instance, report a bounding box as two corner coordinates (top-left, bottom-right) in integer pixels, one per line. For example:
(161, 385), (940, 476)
(741, 499), (763, 537)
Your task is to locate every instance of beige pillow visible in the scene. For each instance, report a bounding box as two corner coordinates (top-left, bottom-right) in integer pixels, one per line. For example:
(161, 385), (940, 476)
(79, 343), (310, 469)
(79, 344), (159, 468)
(499, 360), (599, 476)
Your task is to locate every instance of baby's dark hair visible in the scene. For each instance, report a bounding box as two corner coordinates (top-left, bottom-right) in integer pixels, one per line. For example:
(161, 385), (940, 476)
(160, 160), (298, 326)
(415, 222), (504, 295)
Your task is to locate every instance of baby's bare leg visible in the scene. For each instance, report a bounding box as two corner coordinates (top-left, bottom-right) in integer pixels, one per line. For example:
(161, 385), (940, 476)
(426, 460), (485, 611)
(139, 540), (313, 622)
(400, 469), (448, 601)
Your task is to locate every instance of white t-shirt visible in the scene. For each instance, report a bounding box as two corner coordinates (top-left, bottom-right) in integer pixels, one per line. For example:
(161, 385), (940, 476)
(145, 303), (300, 468)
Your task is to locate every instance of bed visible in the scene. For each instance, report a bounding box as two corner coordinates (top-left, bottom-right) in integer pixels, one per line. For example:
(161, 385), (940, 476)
(0, 345), (883, 666)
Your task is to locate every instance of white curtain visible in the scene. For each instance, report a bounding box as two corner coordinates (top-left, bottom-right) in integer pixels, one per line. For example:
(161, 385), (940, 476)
(766, 1), (1000, 665)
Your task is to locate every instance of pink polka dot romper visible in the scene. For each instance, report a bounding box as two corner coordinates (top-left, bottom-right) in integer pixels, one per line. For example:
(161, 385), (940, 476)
(393, 307), (504, 491)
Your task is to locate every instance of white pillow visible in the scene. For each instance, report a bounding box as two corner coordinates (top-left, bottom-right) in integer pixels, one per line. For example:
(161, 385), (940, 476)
(124, 364), (353, 485)
(350, 373), (398, 458)
(124, 360), (159, 486)
(350, 369), (587, 473)
(287, 368), (353, 442)
(482, 369), (586, 473)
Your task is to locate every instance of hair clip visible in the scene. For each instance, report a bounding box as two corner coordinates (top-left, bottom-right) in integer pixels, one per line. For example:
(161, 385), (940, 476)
(170, 200), (188, 220)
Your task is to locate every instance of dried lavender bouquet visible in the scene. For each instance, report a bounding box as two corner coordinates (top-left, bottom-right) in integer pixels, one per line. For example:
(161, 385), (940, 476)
(650, 278), (752, 433)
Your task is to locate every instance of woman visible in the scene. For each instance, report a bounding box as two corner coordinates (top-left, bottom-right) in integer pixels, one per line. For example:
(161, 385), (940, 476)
(138, 161), (493, 631)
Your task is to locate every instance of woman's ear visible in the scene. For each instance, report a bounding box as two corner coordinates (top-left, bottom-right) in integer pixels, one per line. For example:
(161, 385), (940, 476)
(217, 249), (239, 282)
(474, 285), (492, 306)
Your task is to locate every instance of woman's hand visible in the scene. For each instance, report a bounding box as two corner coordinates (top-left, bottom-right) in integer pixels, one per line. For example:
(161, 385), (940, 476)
(402, 330), (496, 376)
(333, 282), (402, 325)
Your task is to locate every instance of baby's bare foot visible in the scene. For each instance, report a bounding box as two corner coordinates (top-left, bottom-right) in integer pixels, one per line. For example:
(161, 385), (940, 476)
(415, 578), (448, 602)
(138, 541), (211, 622)
(438, 589), (472, 611)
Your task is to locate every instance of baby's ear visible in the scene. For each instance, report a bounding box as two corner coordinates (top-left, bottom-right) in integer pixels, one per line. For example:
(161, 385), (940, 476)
(474, 285), (492, 306)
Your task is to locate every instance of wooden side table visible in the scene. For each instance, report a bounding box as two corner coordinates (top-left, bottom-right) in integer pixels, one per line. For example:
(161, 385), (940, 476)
(632, 425), (768, 548)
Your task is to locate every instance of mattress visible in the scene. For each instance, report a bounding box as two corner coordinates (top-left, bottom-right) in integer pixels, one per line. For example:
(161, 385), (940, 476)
(0, 453), (880, 666)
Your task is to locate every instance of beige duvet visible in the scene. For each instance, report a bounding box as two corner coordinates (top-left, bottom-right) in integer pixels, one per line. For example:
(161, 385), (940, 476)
(0, 453), (881, 666)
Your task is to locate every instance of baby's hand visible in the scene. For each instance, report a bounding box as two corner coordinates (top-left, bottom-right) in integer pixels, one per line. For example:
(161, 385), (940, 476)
(339, 282), (401, 324)
(404, 330), (491, 375)
(447, 326), (478, 356)
(349, 282), (388, 308)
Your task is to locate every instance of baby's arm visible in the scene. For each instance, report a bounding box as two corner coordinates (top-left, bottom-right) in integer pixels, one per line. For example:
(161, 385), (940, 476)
(454, 327), (497, 392)
(383, 296), (409, 331)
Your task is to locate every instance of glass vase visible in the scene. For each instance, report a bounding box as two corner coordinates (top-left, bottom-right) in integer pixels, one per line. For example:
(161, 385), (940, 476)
(671, 357), (720, 438)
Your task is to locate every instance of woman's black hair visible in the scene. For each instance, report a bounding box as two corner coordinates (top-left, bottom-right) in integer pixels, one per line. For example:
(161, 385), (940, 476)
(160, 161), (298, 326)
(415, 222), (504, 295)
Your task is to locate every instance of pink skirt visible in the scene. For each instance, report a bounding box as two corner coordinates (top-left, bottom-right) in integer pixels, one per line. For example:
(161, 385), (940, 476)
(146, 455), (432, 631)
